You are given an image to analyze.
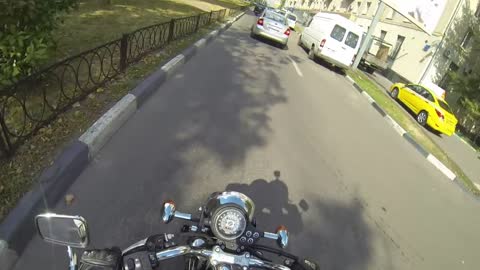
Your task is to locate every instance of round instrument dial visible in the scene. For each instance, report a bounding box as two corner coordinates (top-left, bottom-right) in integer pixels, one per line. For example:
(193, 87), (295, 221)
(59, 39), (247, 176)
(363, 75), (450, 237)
(212, 207), (247, 241)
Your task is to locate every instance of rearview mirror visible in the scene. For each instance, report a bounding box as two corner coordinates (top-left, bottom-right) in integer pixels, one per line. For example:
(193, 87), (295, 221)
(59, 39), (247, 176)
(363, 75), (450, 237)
(35, 213), (89, 248)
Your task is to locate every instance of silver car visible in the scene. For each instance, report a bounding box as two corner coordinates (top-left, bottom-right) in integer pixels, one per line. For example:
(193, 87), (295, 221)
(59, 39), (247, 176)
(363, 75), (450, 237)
(251, 9), (291, 49)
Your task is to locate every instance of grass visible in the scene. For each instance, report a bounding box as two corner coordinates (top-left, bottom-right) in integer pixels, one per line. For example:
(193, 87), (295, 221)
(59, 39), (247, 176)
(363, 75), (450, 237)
(347, 70), (480, 196)
(50, 0), (247, 61)
(0, 3), (241, 221)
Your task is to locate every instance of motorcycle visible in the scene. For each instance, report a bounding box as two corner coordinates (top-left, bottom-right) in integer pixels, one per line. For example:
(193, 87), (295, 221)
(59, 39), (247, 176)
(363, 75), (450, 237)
(35, 191), (318, 270)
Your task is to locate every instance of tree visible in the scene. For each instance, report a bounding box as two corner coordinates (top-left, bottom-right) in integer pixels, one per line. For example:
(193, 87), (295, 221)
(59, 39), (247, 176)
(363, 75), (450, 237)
(443, 4), (480, 123)
(0, 0), (78, 87)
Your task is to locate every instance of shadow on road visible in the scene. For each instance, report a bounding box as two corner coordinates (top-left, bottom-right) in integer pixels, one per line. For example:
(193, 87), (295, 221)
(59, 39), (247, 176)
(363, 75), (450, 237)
(226, 174), (305, 235)
(224, 172), (373, 270)
(14, 13), (377, 270)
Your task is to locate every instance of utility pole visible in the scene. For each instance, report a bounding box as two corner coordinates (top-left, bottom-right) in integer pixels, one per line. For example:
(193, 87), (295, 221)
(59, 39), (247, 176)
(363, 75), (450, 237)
(352, 1), (386, 69)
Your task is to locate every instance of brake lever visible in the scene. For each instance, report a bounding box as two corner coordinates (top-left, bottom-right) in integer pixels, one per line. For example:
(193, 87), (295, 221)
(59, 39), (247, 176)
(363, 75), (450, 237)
(245, 246), (272, 262)
(250, 244), (298, 261)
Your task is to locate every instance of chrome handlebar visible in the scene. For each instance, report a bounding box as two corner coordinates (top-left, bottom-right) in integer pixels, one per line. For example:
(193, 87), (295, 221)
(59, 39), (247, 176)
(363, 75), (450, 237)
(155, 245), (291, 270)
(162, 201), (289, 249)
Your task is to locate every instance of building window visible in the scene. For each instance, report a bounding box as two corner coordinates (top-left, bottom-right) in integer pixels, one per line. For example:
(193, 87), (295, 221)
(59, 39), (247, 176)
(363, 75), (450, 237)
(385, 7), (394, 20)
(390, 35), (405, 59)
(356, 1), (361, 13)
(363, 2), (371, 15)
(379, 30), (387, 42)
(461, 30), (473, 49)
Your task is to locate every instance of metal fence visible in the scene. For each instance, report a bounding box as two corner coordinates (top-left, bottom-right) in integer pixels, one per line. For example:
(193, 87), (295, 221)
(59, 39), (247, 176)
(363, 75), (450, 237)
(0, 7), (246, 157)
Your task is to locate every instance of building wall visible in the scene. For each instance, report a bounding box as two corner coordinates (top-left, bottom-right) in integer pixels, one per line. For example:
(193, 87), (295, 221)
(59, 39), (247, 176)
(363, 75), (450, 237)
(282, 1), (479, 85)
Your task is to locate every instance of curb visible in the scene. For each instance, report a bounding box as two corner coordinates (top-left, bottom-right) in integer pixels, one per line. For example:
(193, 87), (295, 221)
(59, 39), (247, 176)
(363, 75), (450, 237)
(0, 11), (246, 269)
(345, 75), (457, 182)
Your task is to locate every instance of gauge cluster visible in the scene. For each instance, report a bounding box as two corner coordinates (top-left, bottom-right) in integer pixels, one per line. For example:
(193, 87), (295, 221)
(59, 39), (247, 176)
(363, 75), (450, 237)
(212, 207), (247, 240)
(210, 205), (262, 252)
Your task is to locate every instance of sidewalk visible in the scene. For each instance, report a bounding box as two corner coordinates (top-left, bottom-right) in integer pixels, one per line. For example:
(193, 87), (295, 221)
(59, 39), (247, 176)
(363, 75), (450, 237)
(365, 71), (480, 188)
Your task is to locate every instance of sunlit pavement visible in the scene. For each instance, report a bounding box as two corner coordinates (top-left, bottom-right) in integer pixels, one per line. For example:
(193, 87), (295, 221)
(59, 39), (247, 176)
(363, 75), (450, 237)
(14, 12), (480, 270)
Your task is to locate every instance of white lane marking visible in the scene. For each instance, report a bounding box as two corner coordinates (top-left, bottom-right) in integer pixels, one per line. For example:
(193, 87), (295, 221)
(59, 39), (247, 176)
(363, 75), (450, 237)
(287, 56), (303, 77)
(346, 75), (355, 84)
(385, 115), (407, 136)
(426, 154), (456, 181)
(361, 91), (375, 104)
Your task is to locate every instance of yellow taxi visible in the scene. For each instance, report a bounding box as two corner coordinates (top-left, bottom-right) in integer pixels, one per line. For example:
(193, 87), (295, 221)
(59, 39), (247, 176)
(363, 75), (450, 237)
(389, 83), (458, 136)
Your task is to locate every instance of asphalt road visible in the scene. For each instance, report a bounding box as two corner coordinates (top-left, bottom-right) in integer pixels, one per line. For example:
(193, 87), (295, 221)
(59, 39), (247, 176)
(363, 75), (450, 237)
(13, 12), (480, 270)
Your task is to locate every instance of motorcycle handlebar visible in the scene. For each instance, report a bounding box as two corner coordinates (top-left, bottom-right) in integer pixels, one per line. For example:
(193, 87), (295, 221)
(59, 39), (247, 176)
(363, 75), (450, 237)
(155, 245), (291, 270)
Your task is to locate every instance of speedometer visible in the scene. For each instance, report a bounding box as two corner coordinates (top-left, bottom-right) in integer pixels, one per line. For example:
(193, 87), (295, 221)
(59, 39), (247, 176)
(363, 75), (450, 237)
(212, 207), (247, 241)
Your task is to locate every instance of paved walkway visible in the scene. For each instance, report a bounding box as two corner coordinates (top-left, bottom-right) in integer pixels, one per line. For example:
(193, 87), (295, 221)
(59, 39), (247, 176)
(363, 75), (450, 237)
(366, 71), (480, 187)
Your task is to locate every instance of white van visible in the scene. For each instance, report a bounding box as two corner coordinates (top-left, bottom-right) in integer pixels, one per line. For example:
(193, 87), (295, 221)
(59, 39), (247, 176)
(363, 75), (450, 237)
(298, 12), (363, 69)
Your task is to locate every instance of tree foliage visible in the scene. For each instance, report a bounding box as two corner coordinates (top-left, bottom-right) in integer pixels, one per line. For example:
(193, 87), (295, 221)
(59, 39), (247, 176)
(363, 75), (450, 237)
(444, 5), (480, 120)
(0, 0), (78, 87)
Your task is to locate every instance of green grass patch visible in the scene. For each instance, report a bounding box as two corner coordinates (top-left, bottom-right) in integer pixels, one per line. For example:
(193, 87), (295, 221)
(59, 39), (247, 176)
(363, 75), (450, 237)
(50, 0), (247, 61)
(347, 70), (480, 196)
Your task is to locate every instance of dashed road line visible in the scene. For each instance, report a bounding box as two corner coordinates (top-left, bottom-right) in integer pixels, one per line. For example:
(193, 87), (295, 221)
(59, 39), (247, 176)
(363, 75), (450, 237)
(287, 55), (303, 77)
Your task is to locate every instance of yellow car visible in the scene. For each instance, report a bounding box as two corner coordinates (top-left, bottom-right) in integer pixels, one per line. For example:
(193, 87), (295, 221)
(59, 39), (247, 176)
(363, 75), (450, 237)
(389, 83), (458, 136)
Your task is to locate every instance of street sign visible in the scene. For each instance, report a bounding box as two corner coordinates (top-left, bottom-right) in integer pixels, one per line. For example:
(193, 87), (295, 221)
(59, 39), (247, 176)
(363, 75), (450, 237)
(382, 0), (447, 35)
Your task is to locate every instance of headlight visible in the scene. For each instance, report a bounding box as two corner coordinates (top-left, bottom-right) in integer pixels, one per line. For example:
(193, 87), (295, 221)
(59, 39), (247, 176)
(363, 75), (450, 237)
(212, 207), (247, 241)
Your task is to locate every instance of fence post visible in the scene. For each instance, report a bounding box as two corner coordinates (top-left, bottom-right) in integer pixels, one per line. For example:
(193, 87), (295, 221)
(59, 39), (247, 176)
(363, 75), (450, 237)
(119, 34), (128, 72)
(195, 14), (201, 32)
(209, 11), (213, 23)
(168, 18), (176, 42)
(0, 113), (13, 157)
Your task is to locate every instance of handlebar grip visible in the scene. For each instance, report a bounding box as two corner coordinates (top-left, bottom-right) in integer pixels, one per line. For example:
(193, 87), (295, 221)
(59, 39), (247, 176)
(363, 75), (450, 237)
(261, 227), (289, 249)
(174, 211), (192, 220)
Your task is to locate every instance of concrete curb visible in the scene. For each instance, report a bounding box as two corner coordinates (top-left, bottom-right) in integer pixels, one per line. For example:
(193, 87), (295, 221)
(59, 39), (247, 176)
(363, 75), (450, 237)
(345, 75), (457, 182)
(0, 11), (246, 269)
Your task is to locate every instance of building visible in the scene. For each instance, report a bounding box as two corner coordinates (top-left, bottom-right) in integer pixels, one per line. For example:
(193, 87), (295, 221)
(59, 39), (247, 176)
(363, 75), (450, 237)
(290, 0), (479, 90)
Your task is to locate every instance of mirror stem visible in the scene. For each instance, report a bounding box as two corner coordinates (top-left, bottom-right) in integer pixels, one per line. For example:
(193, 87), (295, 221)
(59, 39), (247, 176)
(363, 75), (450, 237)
(67, 246), (77, 270)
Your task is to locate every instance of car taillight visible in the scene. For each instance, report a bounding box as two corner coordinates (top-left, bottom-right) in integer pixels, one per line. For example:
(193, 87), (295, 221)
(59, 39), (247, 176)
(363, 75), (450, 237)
(284, 29), (291, 36)
(435, 108), (445, 121)
(257, 18), (264, 26)
(320, 39), (326, 48)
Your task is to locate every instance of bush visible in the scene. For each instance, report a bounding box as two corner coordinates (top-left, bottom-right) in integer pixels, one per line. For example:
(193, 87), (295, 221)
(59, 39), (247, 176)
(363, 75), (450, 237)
(0, 0), (78, 87)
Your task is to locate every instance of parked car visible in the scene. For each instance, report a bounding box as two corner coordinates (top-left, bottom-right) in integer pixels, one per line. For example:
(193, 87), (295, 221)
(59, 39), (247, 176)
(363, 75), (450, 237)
(286, 13), (297, 29)
(390, 83), (458, 136)
(253, 3), (266, 15)
(251, 9), (291, 49)
(298, 12), (363, 70)
(278, 9), (287, 15)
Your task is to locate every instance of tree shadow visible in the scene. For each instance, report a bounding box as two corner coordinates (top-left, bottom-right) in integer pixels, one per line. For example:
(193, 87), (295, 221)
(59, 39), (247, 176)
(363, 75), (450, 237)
(13, 12), (290, 270)
(224, 174), (373, 270)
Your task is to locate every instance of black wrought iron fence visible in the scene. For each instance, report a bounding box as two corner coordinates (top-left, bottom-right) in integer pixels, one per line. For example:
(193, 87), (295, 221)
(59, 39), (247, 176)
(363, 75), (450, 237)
(0, 6), (247, 157)
(172, 15), (199, 40)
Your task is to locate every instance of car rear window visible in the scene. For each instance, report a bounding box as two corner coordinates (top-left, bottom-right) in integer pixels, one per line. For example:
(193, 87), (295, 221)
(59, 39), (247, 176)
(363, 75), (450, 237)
(265, 11), (286, 24)
(345, 32), (359, 48)
(438, 100), (453, 114)
(330, 25), (346, 42)
(287, 14), (297, 21)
